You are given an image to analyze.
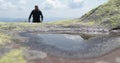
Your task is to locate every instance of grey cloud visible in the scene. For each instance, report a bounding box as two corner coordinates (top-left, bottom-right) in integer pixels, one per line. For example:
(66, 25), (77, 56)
(0, 1), (16, 10)
(41, 0), (85, 10)
(41, 0), (68, 10)
(0, 0), (27, 10)
(68, 0), (84, 9)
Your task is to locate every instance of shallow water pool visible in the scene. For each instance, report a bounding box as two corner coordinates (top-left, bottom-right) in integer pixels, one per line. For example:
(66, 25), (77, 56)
(37, 34), (88, 50)
(19, 32), (120, 58)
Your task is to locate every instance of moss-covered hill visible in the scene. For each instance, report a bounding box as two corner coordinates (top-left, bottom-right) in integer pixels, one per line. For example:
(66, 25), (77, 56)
(52, 0), (120, 28)
(80, 0), (120, 28)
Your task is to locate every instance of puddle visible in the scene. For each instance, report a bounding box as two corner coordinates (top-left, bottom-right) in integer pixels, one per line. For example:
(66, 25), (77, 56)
(37, 34), (87, 50)
(19, 32), (120, 59)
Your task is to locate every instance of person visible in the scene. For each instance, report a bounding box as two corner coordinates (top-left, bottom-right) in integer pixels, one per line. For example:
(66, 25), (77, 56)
(28, 5), (43, 23)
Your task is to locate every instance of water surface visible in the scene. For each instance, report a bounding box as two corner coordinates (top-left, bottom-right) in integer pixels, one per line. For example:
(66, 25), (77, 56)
(19, 32), (120, 59)
(37, 34), (87, 51)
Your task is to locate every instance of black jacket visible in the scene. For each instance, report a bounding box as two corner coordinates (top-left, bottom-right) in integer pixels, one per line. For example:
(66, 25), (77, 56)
(29, 10), (43, 23)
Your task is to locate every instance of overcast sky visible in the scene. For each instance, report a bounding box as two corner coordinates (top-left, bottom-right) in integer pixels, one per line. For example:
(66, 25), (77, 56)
(0, 0), (108, 19)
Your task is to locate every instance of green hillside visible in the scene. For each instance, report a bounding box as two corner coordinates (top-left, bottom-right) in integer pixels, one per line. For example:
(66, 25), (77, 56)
(80, 0), (120, 28)
(51, 0), (120, 28)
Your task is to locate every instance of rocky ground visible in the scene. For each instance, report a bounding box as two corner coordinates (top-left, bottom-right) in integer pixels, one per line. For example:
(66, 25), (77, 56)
(0, 23), (120, 63)
(29, 48), (120, 63)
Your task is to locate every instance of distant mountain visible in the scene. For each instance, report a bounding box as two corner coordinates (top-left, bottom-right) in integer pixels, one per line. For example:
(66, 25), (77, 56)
(0, 17), (67, 22)
(0, 18), (27, 22)
(44, 17), (67, 22)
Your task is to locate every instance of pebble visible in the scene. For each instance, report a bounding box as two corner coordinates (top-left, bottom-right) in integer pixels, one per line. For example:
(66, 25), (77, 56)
(115, 57), (120, 63)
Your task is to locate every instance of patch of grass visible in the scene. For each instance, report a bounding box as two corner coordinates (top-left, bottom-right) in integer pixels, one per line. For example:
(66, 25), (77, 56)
(48, 19), (78, 25)
(0, 22), (47, 31)
(0, 32), (11, 45)
(0, 49), (27, 63)
(79, 0), (120, 28)
(77, 21), (95, 26)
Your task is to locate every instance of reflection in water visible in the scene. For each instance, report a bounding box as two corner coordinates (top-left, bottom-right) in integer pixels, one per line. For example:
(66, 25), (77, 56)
(19, 32), (120, 59)
(64, 34), (83, 40)
(37, 34), (85, 50)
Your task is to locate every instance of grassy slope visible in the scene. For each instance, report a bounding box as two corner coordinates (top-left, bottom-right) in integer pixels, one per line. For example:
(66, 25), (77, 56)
(79, 0), (120, 28)
(51, 0), (120, 28)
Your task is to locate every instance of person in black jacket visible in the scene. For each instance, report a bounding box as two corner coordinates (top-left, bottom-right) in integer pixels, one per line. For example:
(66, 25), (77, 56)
(28, 5), (43, 23)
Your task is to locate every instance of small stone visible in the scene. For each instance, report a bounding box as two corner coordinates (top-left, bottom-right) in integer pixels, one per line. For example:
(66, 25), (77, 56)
(95, 61), (109, 63)
(115, 57), (120, 63)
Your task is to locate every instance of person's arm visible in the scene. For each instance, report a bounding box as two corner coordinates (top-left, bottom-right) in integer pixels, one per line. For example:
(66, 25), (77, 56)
(40, 11), (43, 22)
(28, 10), (33, 22)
